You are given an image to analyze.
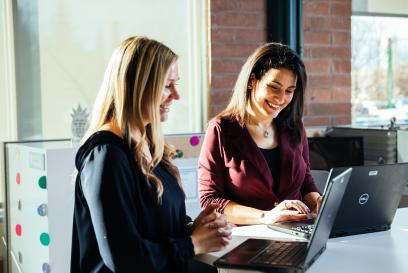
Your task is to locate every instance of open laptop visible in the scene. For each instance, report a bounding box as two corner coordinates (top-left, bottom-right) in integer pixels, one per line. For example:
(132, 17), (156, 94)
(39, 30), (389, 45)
(269, 163), (408, 239)
(213, 168), (352, 273)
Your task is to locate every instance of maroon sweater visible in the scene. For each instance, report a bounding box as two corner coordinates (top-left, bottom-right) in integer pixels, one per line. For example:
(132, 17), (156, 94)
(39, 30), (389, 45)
(198, 118), (319, 213)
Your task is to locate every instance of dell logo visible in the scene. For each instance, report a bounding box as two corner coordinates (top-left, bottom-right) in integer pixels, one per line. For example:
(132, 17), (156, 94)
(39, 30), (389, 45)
(369, 170), (378, 176)
(359, 193), (369, 205)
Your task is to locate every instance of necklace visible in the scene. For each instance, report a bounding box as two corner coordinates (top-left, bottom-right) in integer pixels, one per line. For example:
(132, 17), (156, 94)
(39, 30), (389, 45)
(257, 123), (272, 138)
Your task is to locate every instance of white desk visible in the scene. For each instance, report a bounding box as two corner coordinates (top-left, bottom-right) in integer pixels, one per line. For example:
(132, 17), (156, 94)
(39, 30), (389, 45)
(195, 208), (408, 273)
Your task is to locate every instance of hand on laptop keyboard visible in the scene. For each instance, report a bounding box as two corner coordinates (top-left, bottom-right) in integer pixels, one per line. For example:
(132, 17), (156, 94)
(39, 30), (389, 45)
(260, 200), (315, 224)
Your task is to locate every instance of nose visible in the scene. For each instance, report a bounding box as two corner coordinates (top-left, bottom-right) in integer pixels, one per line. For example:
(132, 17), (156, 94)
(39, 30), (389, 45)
(170, 87), (180, 100)
(273, 89), (285, 104)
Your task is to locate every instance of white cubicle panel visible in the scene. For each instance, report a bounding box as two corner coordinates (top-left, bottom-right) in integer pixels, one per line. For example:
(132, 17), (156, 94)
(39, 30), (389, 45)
(6, 141), (75, 273)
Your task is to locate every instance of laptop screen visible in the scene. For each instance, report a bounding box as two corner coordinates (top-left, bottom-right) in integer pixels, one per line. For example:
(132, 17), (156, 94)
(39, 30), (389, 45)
(308, 136), (364, 170)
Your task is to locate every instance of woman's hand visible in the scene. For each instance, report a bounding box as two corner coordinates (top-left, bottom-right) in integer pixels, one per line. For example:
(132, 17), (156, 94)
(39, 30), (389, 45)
(190, 204), (232, 255)
(261, 200), (316, 224)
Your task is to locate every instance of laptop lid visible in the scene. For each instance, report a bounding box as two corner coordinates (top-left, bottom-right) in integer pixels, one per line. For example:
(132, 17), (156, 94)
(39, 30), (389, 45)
(214, 168), (352, 272)
(304, 167), (352, 268)
(330, 163), (408, 236)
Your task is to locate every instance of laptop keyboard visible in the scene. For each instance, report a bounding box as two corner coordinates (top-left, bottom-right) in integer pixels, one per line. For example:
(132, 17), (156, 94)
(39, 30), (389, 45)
(290, 224), (314, 235)
(249, 241), (306, 266)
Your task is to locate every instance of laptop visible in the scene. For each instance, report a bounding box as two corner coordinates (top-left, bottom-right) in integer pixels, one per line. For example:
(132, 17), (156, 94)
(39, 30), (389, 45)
(213, 168), (352, 273)
(269, 163), (408, 239)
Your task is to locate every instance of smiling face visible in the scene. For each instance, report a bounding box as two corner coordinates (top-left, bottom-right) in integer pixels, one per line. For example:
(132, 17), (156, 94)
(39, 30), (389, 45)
(249, 67), (297, 121)
(159, 62), (180, 122)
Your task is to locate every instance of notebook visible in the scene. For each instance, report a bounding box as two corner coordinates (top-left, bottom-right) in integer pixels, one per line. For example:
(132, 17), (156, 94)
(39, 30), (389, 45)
(269, 163), (408, 239)
(213, 168), (352, 273)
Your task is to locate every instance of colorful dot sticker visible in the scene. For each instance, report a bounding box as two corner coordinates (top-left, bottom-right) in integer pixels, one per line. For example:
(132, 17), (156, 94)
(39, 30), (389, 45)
(40, 232), (50, 246)
(190, 136), (200, 146)
(37, 204), (48, 216)
(175, 149), (184, 158)
(38, 176), (47, 189)
(42, 262), (51, 273)
(18, 251), (22, 264)
(15, 224), (22, 236)
(16, 173), (21, 185)
(18, 200), (22, 211)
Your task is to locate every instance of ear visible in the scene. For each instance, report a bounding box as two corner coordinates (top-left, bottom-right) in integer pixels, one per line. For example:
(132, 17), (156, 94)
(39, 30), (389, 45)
(248, 74), (256, 90)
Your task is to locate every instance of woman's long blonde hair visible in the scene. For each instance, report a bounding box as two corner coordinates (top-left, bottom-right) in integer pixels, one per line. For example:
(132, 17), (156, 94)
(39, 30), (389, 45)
(83, 36), (181, 202)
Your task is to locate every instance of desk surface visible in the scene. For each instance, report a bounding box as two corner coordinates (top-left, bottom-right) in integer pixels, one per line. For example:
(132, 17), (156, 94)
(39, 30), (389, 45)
(195, 208), (408, 273)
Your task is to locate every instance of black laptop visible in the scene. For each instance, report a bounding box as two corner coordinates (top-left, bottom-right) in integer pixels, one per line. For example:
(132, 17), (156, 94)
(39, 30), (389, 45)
(269, 163), (408, 239)
(213, 168), (352, 273)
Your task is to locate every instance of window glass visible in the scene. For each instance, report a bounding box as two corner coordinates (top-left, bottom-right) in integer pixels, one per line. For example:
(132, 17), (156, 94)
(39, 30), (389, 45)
(12, 0), (208, 140)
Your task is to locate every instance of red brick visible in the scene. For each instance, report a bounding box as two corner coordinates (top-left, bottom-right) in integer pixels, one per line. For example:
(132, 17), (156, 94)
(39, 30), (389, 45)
(309, 16), (332, 31)
(332, 31), (351, 46)
(308, 47), (351, 59)
(211, 59), (245, 74)
(332, 86), (352, 101)
(303, 31), (331, 45)
(211, 90), (233, 105)
(211, 29), (266, 44)
(211, 13), (263, 29)
(307, 74), (332, 89)
(211, 0), (238, 12)
(308, 102), (350, 116)
(211, 74), (238, 90)
(303, 116), (331, 126)
(303, 1), (329, 16)
(333, 60), (351, 73)
(212, 44), (259, 58)
(330, 16), (351, 30)
(306, 88), (332, 102)
(332, 115), (352, 125)
(330, 2), (352, 16)
(237, 0), (265, 12)
(209, 104), (228, 118)
(305, 59), (331, 74)
(332, 74), (351, 87)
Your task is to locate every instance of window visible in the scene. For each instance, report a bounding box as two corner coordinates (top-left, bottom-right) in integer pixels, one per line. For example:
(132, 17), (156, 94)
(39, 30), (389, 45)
(2, 0), (209, 140)
(352, 1), (408, 126)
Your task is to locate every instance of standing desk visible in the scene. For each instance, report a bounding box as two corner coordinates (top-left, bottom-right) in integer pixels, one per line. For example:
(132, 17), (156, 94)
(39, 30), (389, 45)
(195, 208), (408, 273)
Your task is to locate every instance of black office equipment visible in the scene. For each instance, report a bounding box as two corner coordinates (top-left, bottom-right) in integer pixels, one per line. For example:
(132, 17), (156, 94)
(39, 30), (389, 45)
(308, 136), (364, 170)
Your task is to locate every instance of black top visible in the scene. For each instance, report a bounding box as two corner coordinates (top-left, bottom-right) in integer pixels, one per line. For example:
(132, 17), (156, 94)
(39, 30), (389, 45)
(259, 147), (280, 193)
(71, 131), (194, 273)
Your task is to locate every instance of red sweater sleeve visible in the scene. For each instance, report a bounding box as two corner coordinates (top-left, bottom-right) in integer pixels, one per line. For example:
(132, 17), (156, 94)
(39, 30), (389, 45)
(198, 120), (231, 213)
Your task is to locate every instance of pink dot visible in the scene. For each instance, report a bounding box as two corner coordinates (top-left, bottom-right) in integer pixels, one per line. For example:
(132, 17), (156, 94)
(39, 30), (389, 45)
(190, 136), (200, 146)
(15, 224), (22, 236)
(16, 173), (21, 185)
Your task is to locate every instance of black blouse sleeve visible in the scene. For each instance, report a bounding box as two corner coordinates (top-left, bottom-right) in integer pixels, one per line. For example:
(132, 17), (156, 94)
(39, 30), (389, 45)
(80, 144), (194, 272)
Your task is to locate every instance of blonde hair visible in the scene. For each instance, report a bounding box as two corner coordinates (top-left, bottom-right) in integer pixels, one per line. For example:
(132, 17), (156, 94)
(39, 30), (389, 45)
(83, 36), (181, 201)
(218, 43), (307, 144)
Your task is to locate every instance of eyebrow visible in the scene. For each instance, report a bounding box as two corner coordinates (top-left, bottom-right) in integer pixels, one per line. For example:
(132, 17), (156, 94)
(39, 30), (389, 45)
(267, 81), (296, 89)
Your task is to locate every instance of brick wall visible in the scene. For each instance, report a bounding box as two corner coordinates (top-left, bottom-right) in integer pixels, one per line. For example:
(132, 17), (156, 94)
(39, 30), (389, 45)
(302, 0), (352, 126)
(209, 0), (267, 117)
(209, 0), (352, 126)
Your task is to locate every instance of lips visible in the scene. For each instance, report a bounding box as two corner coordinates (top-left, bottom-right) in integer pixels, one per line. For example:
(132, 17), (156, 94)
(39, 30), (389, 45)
(160, 104), (170, 112)
(266, 100), (281, 111)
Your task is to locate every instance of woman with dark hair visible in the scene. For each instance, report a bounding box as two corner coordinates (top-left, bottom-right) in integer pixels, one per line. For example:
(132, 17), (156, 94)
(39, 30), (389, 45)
(198, 43), (321, 225)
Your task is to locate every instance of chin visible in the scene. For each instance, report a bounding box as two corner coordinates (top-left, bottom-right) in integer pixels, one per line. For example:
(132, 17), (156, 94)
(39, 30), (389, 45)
(160, 114), (168, 122)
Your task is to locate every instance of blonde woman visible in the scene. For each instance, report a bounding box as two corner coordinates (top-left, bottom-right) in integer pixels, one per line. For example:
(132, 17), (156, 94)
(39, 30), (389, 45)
(199, 43), (322, 225)
(71, 36), (231, 273)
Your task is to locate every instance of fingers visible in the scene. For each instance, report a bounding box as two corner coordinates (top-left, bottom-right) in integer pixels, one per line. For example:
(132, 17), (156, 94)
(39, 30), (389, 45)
(280, 200), (310, 214)
(196, 203), (221, 225)
(207, 214), (228, 229)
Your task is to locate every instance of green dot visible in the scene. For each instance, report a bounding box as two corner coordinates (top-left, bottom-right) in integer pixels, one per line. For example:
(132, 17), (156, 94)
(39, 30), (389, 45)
(40, 232), (50, 246)
(38, 176), (47, 189)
